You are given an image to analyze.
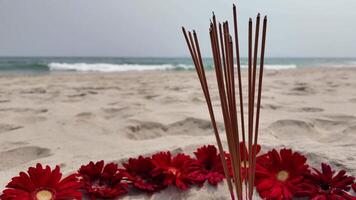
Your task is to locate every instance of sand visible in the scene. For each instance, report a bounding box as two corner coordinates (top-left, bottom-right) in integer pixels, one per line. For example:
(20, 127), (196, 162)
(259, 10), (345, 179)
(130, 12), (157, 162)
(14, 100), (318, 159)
(0, 68), (355, 199)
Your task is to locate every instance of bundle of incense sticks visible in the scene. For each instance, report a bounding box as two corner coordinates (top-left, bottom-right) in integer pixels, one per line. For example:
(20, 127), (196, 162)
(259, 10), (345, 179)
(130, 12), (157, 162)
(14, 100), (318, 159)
(182, 4), (267, 200)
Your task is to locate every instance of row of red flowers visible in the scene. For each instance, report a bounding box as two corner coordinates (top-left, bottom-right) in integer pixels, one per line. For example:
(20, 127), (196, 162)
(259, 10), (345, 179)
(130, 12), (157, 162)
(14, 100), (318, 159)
(1, 143), (355, 200)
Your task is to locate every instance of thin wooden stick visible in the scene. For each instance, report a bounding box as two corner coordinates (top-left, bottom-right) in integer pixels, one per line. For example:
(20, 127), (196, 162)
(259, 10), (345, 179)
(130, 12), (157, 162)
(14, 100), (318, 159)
(192, 30), (235, 199)
(219, 23), (229, 96)
(182, 27), (235, 200)
(248, 13), (260, 199)
(223, 22), (232, 119)
(251, 16), (267, 197)
(247, 18), (254, 200)
(223, 22), (243, 200)
(211, 15), (243, 199)
(182, 6), (267, 200)
(210, 25), (239, 200)
(232, 5), (249, 199)
(224, 22), (243, 197)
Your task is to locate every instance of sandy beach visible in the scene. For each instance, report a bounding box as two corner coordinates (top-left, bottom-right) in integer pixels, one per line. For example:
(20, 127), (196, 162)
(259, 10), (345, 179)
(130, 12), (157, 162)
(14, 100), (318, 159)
(0, 68), (355, 198)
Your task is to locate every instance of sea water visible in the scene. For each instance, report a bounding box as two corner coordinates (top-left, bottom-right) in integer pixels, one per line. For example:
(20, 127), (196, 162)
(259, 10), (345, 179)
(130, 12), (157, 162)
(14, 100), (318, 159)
(0, 57), (355, 75)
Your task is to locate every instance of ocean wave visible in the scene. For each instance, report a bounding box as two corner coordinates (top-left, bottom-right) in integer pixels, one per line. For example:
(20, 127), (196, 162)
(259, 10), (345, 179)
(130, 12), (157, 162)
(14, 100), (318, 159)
(262, 64), (297, 70)
(240, 64), (297, 70)
(48, 62), (297, 72)
(48, 63), (194, 72)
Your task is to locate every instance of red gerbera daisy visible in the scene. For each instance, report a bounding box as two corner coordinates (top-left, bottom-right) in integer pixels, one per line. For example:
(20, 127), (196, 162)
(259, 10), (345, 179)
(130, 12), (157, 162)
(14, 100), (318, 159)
(78, 160), (128, 199)
(226, 142), (265, 180)
(151, 151), (196, 190)
(353, 183), (356, 193)
(189, 145), (226, 185)
(1, 163), (82, 200)
(120, 156), (164, 192)
(296, 163), (356, 200)
(255, 148), (309, 200)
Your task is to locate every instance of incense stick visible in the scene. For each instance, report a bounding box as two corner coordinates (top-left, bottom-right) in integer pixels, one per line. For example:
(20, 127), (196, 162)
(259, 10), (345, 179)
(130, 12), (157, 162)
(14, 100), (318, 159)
(181, 27), (235, 199)
(211, 22), (241, 200)
(182, 5), (267, 199)
(248, 13), (260, 199)
(224, 22), (243, 198)
(247, 18), (254, 200)
(219, 23), (229, 95)
(193, 30), (236, 200)
(232, 5), (249, 199)
(251, 16), (267, 197)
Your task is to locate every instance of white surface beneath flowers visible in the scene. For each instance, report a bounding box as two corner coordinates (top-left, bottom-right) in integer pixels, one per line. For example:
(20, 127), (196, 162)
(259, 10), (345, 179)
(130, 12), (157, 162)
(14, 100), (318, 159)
(120, 184), (262, 200)
(0, 68), (355, 199)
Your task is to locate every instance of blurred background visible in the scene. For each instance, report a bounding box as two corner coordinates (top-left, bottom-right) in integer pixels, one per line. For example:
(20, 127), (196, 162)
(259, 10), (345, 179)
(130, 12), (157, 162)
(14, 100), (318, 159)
(0, 0), (355, 74)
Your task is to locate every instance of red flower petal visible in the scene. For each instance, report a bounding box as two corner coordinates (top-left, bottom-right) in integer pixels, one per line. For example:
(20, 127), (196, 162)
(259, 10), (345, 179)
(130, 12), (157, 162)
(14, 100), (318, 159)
(295, 163), (356, 200)
(226, 142), (263, 181)
(121, 155), (164, 192)
(255, 148), (309, 200)
(78, 160), (128, 200)
(1, 163), (81, 200)
(151, 151), (196, 190)
(191, 145), (226, 186)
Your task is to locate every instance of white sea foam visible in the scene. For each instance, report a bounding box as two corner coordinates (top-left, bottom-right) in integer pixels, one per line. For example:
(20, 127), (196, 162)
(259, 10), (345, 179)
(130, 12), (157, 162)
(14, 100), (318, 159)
(240, 64), (297, 70)
(48, 62), (297, 72)
(48, 63), (193, 72)
(264, 64), (297, 70)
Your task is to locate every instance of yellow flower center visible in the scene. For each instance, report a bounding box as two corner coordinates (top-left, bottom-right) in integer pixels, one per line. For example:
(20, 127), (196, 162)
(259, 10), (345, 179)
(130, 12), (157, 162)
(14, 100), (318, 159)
(276, 170), (289, 182)
(167, 167), (181, 177)
(241, 161), (249, 168)
(35, 190), (53, 200)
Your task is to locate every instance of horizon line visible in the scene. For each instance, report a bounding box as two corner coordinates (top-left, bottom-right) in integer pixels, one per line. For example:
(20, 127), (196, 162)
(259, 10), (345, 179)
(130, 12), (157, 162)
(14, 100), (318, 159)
(0, 56), (355, 59)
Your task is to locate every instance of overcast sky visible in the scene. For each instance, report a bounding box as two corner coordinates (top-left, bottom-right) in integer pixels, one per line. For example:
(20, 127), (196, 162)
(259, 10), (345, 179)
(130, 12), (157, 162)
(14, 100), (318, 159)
(0, 0), (355, 57)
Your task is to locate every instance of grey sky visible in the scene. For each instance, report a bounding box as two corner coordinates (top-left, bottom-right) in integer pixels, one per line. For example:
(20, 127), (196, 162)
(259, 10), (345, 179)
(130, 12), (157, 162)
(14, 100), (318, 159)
(0, 0), (355, 57)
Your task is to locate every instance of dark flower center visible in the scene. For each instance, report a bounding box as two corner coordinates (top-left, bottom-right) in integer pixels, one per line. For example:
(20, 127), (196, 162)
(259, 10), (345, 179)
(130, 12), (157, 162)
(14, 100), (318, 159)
(92, 179), (113, 189)
(204, 161), (213, 170)
(320, 183), (330, 191)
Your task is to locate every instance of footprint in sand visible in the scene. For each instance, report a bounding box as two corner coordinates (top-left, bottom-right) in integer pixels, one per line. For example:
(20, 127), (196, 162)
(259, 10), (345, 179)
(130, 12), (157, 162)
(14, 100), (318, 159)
(102, 107), (131, 119)
(20, 87), (47, 94)
(298, 107), (324, 112)
(74, 86), (121, 91)
(0, 146), (52, 170)
(340, 125), (356, 142)
(261, 103), (282, 110)
(269, 117), (356, 144)
(75, 112), (96, 120)
(76, 112), (95, 117)
(191, 96), (204, 103)
(311, 118), (348, 131)
(127, 121), (167, 140)
(102, 105), (146, 119)
(16, 116), (47, 124)
(0, 124), (23, 134)
(349, 98), (356, 103)
(326, 81), (339, 88)
(286, 85), (316, 96)
(0, 107), (48, 114)
(0, 99), (10, 103)
(1, 141), (29, 150)
(144, 94), (158, 100)
(126, 117), (224, 140)
(67, 93), (87, 98)
(160, 96), (184, 104)
(168, 117), (224, 135)
(322, 114), (356, 122)
(267, 119), (320, 141)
